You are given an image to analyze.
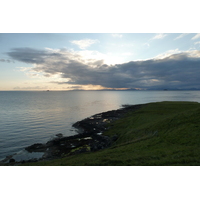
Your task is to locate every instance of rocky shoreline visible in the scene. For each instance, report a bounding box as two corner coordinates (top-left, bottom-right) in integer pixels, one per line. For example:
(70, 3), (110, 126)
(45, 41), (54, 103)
(1, 104), (142, 165)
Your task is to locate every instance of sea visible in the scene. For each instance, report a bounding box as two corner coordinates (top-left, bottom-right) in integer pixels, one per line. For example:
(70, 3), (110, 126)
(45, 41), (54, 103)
(1, 90), (200, 161)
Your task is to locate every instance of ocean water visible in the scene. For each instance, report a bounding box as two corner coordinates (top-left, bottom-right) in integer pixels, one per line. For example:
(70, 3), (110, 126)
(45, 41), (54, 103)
(1, 90), (200, 161)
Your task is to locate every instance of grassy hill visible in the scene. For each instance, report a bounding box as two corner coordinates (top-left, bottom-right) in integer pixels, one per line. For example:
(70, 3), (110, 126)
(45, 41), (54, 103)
(22, 101), (200, 166)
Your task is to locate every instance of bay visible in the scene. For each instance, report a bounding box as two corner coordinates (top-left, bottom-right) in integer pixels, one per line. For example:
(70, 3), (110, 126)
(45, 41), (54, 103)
(1, 90), (200, 160)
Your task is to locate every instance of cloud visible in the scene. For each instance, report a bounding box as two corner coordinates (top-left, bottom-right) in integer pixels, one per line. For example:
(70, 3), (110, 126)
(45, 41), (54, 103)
(151, 33), (167, 40)
(154, 49), (181, 59)
(143, 43), (150, 48)
(111, 34), (123, 38)
(0, 58), (13, 63)
(7, 47), (56, 64)
(7, 47), (200, 90)
(70, 39), (99, 49)
(195, 41), (200, 45)
(192, 33), (200, 40)
(174, 33), (189, 40)
(13, 86), (49, 90)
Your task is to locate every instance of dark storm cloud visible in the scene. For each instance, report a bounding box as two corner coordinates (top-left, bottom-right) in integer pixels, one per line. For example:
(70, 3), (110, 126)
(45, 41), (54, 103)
(7, 48), (62, 64)
(7, 47), (200, 89)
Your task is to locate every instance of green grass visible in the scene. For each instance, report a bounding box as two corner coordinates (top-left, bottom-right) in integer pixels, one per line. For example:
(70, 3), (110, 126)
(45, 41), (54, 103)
(22, 101), (200, 166)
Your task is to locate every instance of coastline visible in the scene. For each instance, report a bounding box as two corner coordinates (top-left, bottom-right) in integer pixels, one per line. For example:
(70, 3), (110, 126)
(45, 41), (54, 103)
(2, 101), (200, 166)
(1, 104), (143, 165)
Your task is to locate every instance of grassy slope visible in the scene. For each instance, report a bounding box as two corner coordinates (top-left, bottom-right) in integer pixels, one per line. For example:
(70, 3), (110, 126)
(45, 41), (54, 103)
(23, 101), (200, 166)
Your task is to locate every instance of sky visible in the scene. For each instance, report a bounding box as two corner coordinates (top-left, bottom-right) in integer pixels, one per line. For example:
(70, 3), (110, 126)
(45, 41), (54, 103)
(1, 33), (200, 91)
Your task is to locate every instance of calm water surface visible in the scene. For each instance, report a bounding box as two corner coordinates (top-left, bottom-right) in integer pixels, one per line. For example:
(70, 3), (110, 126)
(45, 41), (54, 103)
(1, 90), (200, 160)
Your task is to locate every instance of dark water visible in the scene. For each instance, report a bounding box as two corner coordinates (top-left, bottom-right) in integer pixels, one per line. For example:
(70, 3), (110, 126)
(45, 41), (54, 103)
(1, 90), (200, 160)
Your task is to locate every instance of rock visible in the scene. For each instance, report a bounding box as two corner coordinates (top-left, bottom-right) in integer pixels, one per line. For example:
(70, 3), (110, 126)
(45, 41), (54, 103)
(111, 135), (118, 142)
(20, 104), (142, 163)
(9, 158), (15, 163)
(25, 143), (46, 152)
(56, 133), (63, 138)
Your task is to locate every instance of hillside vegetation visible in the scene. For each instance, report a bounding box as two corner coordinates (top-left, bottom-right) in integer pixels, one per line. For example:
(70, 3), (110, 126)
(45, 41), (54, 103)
(23, 101), (200, 166)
